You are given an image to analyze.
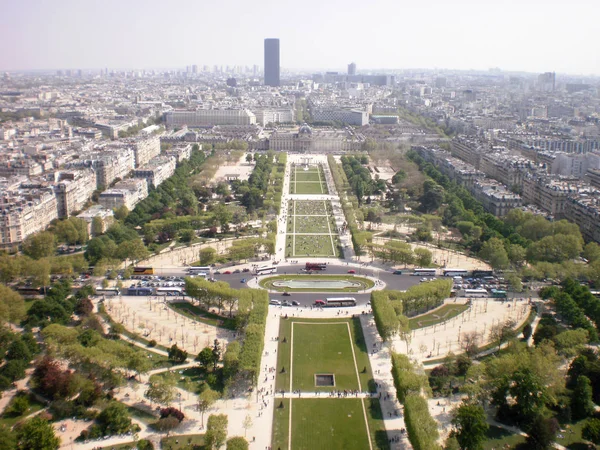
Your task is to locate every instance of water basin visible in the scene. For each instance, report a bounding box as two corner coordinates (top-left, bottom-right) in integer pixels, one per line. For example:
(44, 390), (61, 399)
(272, 279), (363, 289)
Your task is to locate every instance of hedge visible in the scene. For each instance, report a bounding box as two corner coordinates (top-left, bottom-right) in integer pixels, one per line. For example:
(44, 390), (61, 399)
(404, 393), (441, 450)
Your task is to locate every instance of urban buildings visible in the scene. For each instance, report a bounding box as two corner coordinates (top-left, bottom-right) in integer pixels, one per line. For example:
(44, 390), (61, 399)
(98, 178), (149, 211)
(264, 38), (280, 87)
(165, 110), (257, 127)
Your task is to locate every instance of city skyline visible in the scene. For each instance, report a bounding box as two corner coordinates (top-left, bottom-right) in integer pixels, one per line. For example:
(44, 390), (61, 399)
(1, 0), (599, 75)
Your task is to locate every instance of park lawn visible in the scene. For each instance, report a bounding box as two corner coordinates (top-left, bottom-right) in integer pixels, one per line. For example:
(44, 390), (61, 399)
(168, 301), (237, 330)
(292, 215), (332, 234)
(408, 303), (470, 330)
(276, 317), (375, 393)
(0, 394), (46, 427)
(125, 405), (158, 424)
(259, 274), (374, 292)
(483, 425), (525, 449)
(555, 419), (598, 449)
(272, 398), (290, 449)
(291, 200), (329, 216)
(161, 434), (206, 450)
(294, 170), (323, 182)
(287, 234), (340, 258)
(292, 182), (326, 195)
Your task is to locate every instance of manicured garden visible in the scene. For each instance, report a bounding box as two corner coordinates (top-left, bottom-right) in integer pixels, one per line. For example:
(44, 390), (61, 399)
(407, 303), (470, 330)
(289, 165), (328, 195)
(285, 200), (341, 257)
(272, 317), (388, 449)
(260, 274), (374, 292)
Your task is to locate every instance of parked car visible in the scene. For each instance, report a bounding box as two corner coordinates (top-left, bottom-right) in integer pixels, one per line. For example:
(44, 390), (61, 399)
(314, 300), (326, 306)
(223, 271), (232, 275)
(282, 301), (291, 307)
(233, 269), (241, 274)
(242, 268), (250, 272)
(269, 299), (281, 306)
(292, 300), (300, 306)
(392, 270), (403, 275)
(347, 269), (356, 274)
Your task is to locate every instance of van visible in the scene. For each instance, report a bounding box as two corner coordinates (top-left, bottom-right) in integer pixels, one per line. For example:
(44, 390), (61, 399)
(453, 276), (463, 282)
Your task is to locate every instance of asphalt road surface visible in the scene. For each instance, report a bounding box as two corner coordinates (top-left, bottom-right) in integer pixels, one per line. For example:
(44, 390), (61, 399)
(155, 263), (422, 307)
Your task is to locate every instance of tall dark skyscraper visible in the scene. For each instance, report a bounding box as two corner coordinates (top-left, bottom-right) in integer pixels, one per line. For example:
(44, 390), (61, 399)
(264, 38), (280, 87)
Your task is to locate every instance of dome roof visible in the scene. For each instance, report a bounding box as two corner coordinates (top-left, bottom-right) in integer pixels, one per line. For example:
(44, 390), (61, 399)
(298, 123), (312, 135)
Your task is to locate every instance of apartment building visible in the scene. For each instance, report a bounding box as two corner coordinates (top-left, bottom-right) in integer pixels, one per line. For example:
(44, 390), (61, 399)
(0, 159), (44, 178)
(123, 136), (161, 167)
(134, 156), (176, 187)
(311, 108), (368, 126)
(479, 152), (533, 191)
(54, 169), (97, 217)
(565, 195), (600, 243)
(451, 137), (486, 170)
(165, 109), (257, 127)
(0, 188), (58, 250)
(253, 108), (294, 126)
(98, 178), (148, 211)
(77, 205), (115, 236)
(521, 173), (585, 219)
(165, 143), (193, 163)
(472, 180), (522, 217)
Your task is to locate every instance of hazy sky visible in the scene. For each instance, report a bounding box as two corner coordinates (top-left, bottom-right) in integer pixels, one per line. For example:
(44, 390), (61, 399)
(1, 0), (599, 75)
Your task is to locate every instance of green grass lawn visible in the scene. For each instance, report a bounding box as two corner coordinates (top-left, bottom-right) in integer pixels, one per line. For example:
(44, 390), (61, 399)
(289, 215), (332, 234)
(276, 317), (375, 393)
(286, 234), (341, 258)
(272, 398), (389, 450)
(291, 182), (327, 195)
(168, 301), (236, 330)
(0, 394), (46, 428)
(290, 200), (329, 216)
(161, 434), (206, 450)
(260, 274), (374, 292)
(125, 405), (158, 424)
(408, 303), (470, 330)
(556, 419), (598, 449)
(483, 425), (525, 449)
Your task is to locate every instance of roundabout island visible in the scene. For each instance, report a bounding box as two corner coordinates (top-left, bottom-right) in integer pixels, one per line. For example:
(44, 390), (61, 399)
(258, 273), (377, 292)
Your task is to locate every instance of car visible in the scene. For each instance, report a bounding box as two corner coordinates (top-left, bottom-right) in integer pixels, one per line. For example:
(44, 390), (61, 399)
(214, 270), (221, 275)
(282, 292), (291, 296)
(242, 268), (250, 272)
(233, 269), (241, 274)
(314, 300), (326, 306)
(223, 271), (232, 275)
(241, 278), (247, 284)
(392, 270), (403, 275)
(347, 269), (356, 274)
(269, 299), (281, 306)
(292, 300), (300, 306)
(282, 300), (291, 307)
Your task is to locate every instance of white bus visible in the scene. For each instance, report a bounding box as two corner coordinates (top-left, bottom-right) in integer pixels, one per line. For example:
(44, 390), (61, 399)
(443, 269), (469, 277)
(156, 287), (184, 296)
(96, 288), (120, 296)
(256, 266), (277, 275)
(187, 266), (211, 274)
(190, 272), (208, 279)
(326, 297), (357, 307)
(412, 268), (437, 276)
(465, 288), (488, 298)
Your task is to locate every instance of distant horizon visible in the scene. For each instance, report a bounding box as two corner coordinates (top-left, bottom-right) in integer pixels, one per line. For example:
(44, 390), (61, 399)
(1, 0), (598, 76)
(3, 66), (599, 79)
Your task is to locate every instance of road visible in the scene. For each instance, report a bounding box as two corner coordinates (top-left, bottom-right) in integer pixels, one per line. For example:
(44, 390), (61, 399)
(147, 263), (422, 307)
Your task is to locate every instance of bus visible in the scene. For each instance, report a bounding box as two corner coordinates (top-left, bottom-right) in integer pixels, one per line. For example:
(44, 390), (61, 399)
(413, 268), (437, 276)
(96, 288), (121, 296)
(187, 266), (211, 274)
(491, 289), (507, 299)
(128, 287), (154, 296)
(305, 262), (327, 271)
(465, 288), (488, 298)
(472, 270), (493, 278)
(443, 269), (469, 277)
(16, 287), (43, 297)
(325, 297), (357, 307)
(156, 287), (184, 296)
(191, 272), (208, 279)
(133, 267), (154, 275)
(256, 266), (277, 275)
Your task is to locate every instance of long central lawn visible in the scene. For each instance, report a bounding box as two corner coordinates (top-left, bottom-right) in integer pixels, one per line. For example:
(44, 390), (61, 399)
(276, 318), (375, 393)
(272, 398), (390, 450)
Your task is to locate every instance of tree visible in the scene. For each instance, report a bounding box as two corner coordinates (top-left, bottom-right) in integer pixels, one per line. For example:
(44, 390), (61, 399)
(510, 368), (547, 426)
(205, 414), (228, 450)
(199, 248), (217, 265)
(571, 375), (595, 420)
(242, 414), (252, 437)
(28, 259), (51, 289)
(245, 153), (253, 164)
(522, 323), (533, 341)
(414, 248), (433, 267)
(6, 340), (31, 362)
(582, 418), (600, 445)
(145, 377), (176, 406)
(451, 402), (488, 450)
(74, 297), (93, 316)
(524, 415), (558, 450)
(168, 345), (188, 364)
(97, 402), (132, 436)
(479, 238), (509, 270)
(22, 232), (56, 259)
(0, 425), (16, 450)
(113, 205), (129, 221)
(197, 347), (214, 370)
(226, 437), (248, 450)
(91, 217), (104, 236)
(212, 339), (222, 370)
(0, 285), (26, 324)
(16, 417), (60, 450)
(197, 388), (219, 428)
(420, 180), (444, 213)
